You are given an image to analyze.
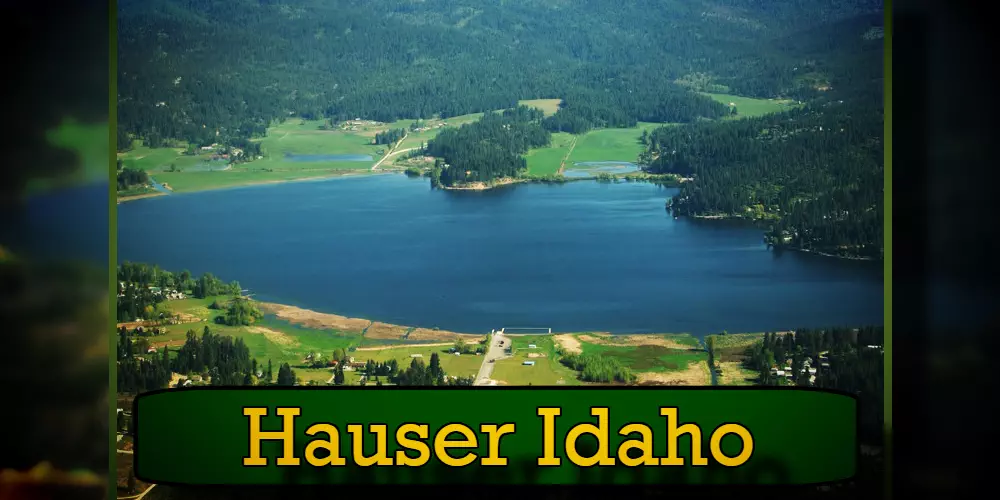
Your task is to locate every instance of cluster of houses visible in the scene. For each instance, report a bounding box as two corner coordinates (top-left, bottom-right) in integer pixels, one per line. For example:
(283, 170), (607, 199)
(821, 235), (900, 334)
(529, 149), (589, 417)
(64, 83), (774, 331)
(771, 352), (826, 385)
(304, 352), (367, 371)
(410, 122), (447, 133)
(339, 119), (382, 131)
(116, 282), (186, 300)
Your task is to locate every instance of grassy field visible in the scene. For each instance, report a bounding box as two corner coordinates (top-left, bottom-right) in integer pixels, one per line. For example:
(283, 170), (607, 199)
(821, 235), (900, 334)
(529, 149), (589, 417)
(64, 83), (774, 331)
(703, 93), (801, 118)
(492, 335), (581, 385)
(524, 132), (575, 176)
(518, 98), (563, 117)
(152, 297), (363, 369)
(360, 344), (484, 379)
(706, 332), (765, 386)
(118, 112), (488, 193)
(394, 112), (484, 151)
(577, 339), (706, 372)
(566, 122), (662, 164)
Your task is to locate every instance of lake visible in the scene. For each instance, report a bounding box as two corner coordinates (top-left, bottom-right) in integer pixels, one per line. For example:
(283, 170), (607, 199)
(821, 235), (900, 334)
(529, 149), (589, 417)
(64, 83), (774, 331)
(117, 174), (884, 335)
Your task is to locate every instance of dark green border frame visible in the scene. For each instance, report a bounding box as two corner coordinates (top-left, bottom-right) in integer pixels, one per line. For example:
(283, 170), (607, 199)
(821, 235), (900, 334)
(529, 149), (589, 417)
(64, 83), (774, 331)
(883, 2), (893, 499)
(107, 0), (893, 495)
(108, 1), (118, 499)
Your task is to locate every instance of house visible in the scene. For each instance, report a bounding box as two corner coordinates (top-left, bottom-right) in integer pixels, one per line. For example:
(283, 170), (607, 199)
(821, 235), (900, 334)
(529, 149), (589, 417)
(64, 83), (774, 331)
(527, 344), (537, 349)
(523, 361), (535, 366)
(147, 347), (157, 354)
(410, 354), (423, 358)
(775, 370), (785, 377)
(454, 352), (461, 356)
(182, 380), (193, 387)
(808, 368), (817, 375)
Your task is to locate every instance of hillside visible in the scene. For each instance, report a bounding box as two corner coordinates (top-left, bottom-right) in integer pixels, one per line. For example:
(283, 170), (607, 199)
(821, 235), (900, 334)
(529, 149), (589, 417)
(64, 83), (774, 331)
(117, 0), (882, 150)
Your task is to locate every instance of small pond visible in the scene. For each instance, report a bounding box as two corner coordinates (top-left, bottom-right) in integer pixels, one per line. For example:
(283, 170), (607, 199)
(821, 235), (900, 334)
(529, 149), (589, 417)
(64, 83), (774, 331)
(563, 161), (641, 178)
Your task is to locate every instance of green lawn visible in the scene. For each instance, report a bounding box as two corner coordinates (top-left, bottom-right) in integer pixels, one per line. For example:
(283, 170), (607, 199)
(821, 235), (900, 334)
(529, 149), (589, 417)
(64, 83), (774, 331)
(702, 93), (801, 118)
(524, 132), (574, 176)
(566, 123), (662, 164)
(492, 335), (581, 386)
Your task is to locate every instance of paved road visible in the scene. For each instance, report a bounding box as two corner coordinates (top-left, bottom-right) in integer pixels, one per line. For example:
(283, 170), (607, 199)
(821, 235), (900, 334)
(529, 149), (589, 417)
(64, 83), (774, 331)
(474, 331), (509, 385)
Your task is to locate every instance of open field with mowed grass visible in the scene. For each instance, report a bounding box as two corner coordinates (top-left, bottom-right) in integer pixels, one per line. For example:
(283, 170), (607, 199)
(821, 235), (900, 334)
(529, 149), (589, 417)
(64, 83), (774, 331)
(524, 132), (575, 176)
(491, 335), (581, 385)
(703, 92), (801, 118)
(563, 122), (663, 165)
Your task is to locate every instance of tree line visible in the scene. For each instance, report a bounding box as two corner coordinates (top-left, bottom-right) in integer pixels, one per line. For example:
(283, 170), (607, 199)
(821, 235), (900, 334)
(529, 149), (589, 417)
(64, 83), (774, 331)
(374, 128), (406, 145)
(542, 85), (730, 134)
(425, 106), (550, 186)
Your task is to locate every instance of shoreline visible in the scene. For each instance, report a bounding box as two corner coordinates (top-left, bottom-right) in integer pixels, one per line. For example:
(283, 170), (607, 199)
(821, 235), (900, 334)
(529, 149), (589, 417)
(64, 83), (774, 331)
(116, 169), (394, 200)
(680, 213), (881, 262)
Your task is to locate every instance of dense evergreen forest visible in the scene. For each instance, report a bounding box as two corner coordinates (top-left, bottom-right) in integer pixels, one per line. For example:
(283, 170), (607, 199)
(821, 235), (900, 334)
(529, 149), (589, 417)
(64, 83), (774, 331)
(743, 326), (883, 443)
(642, 14), (884, 258)
(117, 0), (881, 150)
(543, 85), (730, 134)
(425, 106), (551, 186)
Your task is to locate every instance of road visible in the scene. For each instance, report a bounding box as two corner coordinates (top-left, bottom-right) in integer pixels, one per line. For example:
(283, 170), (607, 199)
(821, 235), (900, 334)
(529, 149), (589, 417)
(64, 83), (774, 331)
(474, 331), (509, 386)
(371, 131), (420, 171)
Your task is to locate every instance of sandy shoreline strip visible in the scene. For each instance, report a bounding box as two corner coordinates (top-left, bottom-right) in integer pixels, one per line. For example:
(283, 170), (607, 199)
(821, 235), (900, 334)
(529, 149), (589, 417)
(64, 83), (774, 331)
(257, 302), (485, 341)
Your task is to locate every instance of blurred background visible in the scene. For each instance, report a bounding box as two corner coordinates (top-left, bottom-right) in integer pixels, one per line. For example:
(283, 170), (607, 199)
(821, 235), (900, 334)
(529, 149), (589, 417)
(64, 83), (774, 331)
(0, 0), (996, 498)
(1, 0), (109, 499)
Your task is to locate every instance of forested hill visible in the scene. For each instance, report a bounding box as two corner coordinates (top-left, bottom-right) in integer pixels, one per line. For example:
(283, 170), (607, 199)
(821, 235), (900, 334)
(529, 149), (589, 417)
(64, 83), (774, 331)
(117, 0), (881, 150)
(643, 13), (885, 259)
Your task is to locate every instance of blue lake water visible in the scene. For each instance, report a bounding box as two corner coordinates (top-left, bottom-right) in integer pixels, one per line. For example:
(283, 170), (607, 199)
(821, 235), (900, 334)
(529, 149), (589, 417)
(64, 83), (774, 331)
(564, 161), (641, 178)
(283, 153), (373, 162)
(117, 174), (885, 335)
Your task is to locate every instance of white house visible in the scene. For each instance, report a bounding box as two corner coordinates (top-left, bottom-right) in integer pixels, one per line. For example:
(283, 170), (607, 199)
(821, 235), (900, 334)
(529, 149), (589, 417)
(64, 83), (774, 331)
(527, 344), (537, 349)
(523, 361), (535, 366)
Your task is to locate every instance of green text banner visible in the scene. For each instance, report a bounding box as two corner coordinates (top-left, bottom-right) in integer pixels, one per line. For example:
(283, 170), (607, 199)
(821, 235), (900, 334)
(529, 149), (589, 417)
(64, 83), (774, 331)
(134, 387), (856, 486)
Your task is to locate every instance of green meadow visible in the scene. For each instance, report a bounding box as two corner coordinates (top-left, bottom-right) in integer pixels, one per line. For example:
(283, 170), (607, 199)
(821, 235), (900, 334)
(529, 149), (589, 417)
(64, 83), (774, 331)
(491, 335), (581, 385)
(703, 92), (801, 118)
(576, 335), (707, 373)
(566, 122), (662, 164)
(518, 98), (563, 117)
(524, 132), (574, 176)
(118, 112), (487, 194)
